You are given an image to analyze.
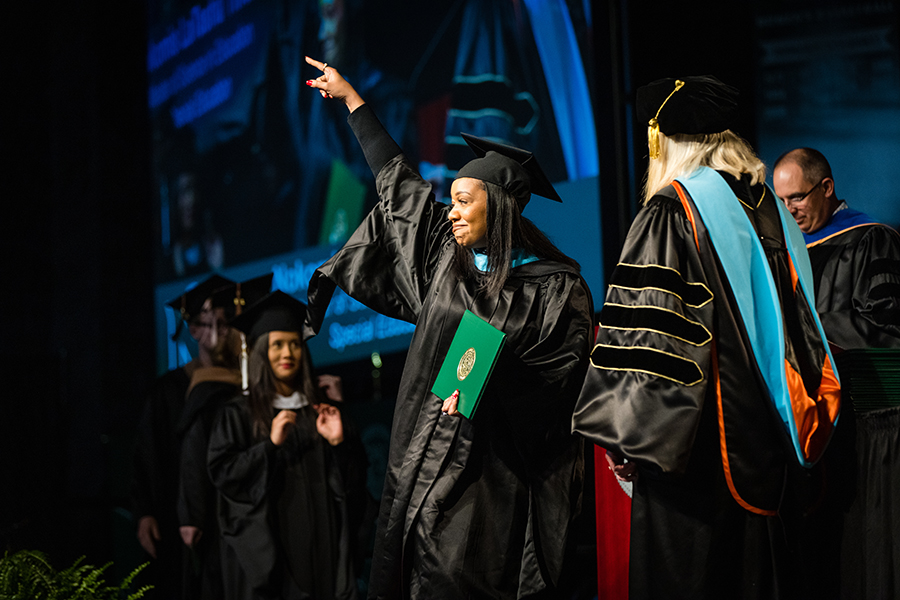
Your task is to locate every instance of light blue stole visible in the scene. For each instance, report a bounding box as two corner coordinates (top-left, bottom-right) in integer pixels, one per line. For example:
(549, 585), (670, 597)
(472, 248), (539, 272)
(676, 167), (839, 467)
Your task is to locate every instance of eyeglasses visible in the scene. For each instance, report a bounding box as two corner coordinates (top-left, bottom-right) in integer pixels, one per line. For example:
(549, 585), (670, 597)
(783, 180), (823, 208)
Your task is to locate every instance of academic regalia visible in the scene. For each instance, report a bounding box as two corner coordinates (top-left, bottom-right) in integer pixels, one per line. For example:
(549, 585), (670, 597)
(573, 171), (840, 600)
(131, 362), (194, 600)
(802, 206), (900, 349)
(802, 208), (900, 597)
(130, 274), (234, 599)
(208, 399), (364, 600)
(207, 291), (368, 600)
(177, 367), (241, 600)
(572, 76), (840, 600)
(305, 104), (594, 599)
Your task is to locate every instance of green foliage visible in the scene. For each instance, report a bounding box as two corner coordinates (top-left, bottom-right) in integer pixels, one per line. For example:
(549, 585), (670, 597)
(0, 550), (151, 600)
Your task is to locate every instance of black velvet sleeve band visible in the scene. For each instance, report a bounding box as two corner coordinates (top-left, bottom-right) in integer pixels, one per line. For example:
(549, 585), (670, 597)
(347, 103), (403, 178)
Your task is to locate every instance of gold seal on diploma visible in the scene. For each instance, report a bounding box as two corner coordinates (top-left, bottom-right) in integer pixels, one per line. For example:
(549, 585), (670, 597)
(457, 348), (476, 381)
(432, 310), (506, 420)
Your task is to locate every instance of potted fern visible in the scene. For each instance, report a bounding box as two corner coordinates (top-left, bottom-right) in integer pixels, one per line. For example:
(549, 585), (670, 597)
(0, 550), (150, 599)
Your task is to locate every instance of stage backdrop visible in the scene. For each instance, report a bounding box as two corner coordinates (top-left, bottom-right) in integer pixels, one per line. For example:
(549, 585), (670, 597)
(148, 0), (604, 370)
(756, 1), (900, 229)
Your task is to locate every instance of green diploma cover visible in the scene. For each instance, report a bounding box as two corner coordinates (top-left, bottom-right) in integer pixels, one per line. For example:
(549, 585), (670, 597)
(431, 310), (507, 419)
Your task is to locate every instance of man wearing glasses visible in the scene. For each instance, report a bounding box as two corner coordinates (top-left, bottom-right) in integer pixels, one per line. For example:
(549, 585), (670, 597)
(774, 150), (900, 600)
(773, 147), (900, 350)
(130, 274), (240, 599)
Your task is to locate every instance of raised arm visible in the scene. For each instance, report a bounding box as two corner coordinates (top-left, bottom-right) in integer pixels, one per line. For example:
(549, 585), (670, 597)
(303, 58), (447, 334)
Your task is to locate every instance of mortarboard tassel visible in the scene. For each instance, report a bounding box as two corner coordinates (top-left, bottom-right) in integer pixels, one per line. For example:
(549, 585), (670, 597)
(233, 284), (249, 393)
(240, 333), (249, 393)
(648, 79), (684, 160)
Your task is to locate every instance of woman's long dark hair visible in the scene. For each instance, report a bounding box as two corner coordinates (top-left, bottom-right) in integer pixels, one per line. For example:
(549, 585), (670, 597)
(453, 180), (580, 296)
(246, 332), (323, 439)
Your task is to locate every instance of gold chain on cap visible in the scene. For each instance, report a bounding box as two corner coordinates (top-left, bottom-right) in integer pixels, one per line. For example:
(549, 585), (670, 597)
(648, 80), (684, 160)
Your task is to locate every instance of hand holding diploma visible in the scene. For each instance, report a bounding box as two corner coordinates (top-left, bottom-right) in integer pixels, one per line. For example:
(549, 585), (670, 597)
(441, 389), (461, 418)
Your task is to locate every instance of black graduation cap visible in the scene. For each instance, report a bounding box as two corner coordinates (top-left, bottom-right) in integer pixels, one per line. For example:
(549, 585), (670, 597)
(455, 133), (562, 208)
(636, 75), (739, 139)
(210, 273), (274, 319)
(166, 274), (235, 323)
(229, 290), (308, 346)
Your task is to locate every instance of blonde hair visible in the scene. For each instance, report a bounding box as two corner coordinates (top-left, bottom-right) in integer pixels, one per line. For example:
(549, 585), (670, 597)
(642, 129), (766, 204)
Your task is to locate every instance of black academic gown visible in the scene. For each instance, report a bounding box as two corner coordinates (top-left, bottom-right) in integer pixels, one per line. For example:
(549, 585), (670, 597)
(208, 398), (365, 600)
(131, 362), (194, 600)
(805, 217), (900, 598)
(806, 221), (900, 349)
(573, 173), (838, 600)
(178, 373), (240, 600)
(305, 105), (594, 600)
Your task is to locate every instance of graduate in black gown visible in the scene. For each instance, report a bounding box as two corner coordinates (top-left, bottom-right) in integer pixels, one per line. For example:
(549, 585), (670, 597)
(304, 58), (594, 599)
(572, 76), (841, 600)
(207, 291), (368, 600)
(177, 274), (274, 600)
(178, 368), (241, 599)
(131, 273), (236, 599)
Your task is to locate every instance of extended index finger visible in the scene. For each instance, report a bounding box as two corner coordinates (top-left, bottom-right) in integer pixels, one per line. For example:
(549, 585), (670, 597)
(305, 55), (327, 72)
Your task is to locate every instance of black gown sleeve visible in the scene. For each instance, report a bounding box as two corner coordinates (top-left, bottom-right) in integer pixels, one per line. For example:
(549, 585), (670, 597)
(305, 104), (452, 336)
(131, 395), (162, 520)
(347, 103), (402, 177)
(572, 192), (714, 475)
(207, 401), (281, 594)
(207, 402), (276, 507)
(498, 273), (595, 460)
(494, 273), (594, 582)
(819, 224), (900, 349)
(177, 415), (211, 528)
(329, 415), (373, 571)
(130, 369), (187, 521)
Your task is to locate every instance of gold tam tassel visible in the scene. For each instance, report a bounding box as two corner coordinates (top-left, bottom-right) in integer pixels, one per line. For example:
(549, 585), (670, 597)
(648, 79), (684, 160)
(648, 118), (661, 160)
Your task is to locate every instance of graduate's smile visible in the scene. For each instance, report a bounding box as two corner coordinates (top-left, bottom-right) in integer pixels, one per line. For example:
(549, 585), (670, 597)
(449, 177), (488, 249)
(268, 331), (303, 383)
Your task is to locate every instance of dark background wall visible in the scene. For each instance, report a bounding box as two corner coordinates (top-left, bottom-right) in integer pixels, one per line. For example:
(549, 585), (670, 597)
(4, 0), (154, 571)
